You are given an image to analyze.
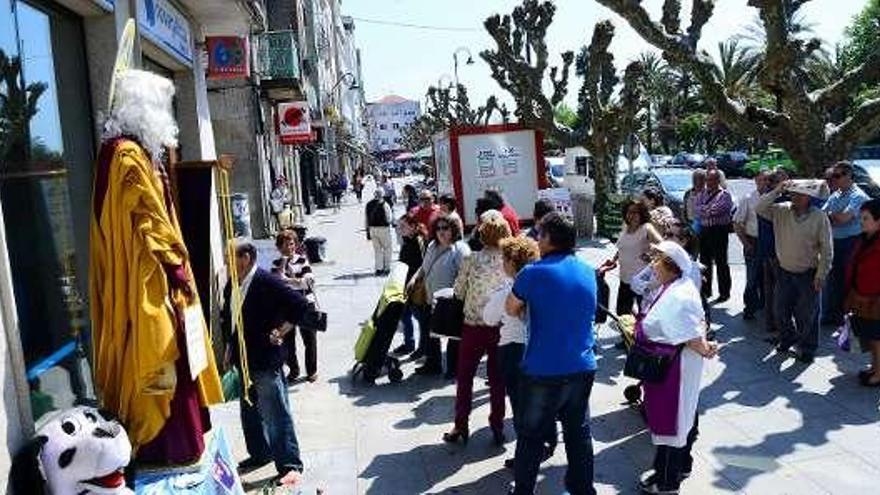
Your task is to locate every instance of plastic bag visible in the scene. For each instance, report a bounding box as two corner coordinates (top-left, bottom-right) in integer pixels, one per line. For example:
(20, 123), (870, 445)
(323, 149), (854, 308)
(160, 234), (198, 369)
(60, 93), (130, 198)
(836, 315), (861, 354)
(221, 368), (240, 402)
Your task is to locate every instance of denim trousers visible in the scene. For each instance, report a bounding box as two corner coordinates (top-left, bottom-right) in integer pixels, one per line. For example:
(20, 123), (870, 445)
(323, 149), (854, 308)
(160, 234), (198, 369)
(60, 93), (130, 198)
(743, 244), (764, 314)
(401, 303), (428, 348)
(514, 371), (596, 495)
(499, 343), (557, 449)
(240, 368), (303, 474)
(775, 267), (820, 353)
(822, 235), (858, 324)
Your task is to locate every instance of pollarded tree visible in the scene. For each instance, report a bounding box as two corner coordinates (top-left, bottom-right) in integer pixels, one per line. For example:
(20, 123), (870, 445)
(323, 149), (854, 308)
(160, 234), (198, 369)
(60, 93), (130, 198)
(481, 0), (643, 235)
(398, 84), (508, 152)
(596, 0), (880, 176)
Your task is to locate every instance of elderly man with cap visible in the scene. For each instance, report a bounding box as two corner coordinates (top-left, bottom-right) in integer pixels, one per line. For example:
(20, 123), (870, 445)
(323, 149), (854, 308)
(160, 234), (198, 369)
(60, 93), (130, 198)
(757, 179), (833, 364)
(365, 189), (394, 276)
(635, 241), (717, 495)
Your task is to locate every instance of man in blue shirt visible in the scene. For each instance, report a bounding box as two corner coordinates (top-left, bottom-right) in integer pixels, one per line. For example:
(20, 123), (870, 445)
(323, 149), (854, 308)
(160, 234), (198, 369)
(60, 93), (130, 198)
(821, 161), (869, 326)
(506, 212), (597, 495)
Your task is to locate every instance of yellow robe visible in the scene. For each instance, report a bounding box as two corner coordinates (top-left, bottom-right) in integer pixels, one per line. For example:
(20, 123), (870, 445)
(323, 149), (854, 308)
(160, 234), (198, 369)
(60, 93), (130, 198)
(89, 140), (223, 450)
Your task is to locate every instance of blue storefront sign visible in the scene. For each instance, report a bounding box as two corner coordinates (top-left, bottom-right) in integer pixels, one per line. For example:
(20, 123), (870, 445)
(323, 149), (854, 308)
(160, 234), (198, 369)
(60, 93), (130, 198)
(137, 0), (193, 67)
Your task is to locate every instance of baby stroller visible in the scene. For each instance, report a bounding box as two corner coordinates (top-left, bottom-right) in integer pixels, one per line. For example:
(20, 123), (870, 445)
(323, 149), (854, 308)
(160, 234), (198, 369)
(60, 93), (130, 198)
(600, 304), (643, 405)
(352, 262), (408, 384)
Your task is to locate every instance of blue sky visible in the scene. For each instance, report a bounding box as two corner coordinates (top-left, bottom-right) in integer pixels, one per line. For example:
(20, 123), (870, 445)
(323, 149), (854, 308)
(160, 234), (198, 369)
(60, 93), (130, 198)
(343, 0), (866, 107)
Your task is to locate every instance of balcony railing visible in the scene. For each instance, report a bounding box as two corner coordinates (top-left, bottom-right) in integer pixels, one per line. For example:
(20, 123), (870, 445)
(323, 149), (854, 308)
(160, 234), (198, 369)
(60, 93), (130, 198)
(254, 30), (300, 81)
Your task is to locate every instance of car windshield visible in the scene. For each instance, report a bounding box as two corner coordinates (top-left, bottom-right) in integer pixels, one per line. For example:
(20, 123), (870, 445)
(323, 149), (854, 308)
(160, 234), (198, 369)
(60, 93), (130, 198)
(551, 164), (565, 177)
(654, 170), (692, 193)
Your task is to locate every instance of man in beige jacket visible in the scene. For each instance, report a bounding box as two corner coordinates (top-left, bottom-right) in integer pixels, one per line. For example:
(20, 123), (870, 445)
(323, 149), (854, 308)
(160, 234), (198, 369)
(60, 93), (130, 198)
(757, 179), (832, 364)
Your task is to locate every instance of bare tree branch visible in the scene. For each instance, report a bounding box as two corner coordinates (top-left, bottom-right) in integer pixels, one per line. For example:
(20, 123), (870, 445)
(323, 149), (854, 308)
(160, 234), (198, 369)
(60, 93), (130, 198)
(829, 97), (880, 158)
(813, 48), (880, 109)
(687, 0), (714, 49)
(661, 0), (682, 34)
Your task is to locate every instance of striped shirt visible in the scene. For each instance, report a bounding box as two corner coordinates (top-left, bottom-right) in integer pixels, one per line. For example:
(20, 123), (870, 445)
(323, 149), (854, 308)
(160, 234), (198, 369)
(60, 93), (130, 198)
(696, 188), (734, 227)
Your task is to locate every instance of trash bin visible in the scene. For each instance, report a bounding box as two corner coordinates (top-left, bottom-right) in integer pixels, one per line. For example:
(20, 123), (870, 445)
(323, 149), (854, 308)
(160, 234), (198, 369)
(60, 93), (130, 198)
(304, 236), (326, 263)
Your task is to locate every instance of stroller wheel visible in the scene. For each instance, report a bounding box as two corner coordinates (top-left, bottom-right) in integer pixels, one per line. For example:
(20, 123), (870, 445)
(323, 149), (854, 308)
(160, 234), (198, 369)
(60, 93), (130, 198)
(388, 367), (404, 383)
(623, 384), (642, 404)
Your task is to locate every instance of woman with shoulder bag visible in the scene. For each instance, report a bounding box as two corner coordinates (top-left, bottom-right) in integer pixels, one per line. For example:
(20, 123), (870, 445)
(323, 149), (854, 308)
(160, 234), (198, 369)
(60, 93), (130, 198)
(408, 215), (471, 377)
(634, 241), (717, 495)
(845, 199), (880, 387)
(394, 214), (426, 357)
(272, 230), (320, 382)
(442, 212), (511, 446)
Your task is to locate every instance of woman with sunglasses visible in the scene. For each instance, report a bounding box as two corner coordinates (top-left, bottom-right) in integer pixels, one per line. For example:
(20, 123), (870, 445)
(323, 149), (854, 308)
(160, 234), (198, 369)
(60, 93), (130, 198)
(409, 215), (471, 376)
(636, 242), (717, 495)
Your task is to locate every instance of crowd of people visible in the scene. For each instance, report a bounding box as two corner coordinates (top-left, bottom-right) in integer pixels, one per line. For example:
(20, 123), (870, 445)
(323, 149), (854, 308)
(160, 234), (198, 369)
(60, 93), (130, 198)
(370, 159), (880, 494)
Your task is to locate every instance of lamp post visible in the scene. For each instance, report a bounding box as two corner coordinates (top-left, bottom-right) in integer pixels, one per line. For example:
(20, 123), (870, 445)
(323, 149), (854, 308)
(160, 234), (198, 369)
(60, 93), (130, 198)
(437, 73), (453, 90)
(453, 46), (474, 89)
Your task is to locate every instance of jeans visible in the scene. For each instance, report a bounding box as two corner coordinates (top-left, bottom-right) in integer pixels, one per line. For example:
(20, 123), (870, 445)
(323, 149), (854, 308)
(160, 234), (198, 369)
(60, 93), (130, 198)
(763, 257), (780, 333)
(651, 415), (699, 490)
(699, 225), (732, 299)
(775, 267), (820, 353)
(514, 371), (596, 495)
(743, 242), (763, 314)
(401, 303), (427, 348)
(615, 282), (642, 316)
(500, 343), (557, 449)
(240, 368), (303, 474)
(285, 326), (317, 378)
(822, 235), (858, 324)
(454, 325), (504, 431)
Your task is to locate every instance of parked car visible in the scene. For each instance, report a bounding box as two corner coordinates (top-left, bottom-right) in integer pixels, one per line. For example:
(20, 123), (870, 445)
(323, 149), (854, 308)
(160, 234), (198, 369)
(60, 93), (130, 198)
(545, 157), (566, 187)
(670, 152), (706, 168)
(711, 151), (749, 177)
(743, 148), (797, 177)
(853, 163), (880, 199)
(651, 154), (673, 167)
(620, 167), (694, 220)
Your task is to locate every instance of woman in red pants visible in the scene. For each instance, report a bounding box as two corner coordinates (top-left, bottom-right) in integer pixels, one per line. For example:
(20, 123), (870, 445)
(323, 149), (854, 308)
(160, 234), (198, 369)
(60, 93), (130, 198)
(443, 211), (512, 446)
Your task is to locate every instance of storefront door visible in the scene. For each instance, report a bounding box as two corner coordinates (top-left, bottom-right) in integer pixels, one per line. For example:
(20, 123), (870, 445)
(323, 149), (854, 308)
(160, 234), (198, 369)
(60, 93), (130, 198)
(0, 0), (95, 421)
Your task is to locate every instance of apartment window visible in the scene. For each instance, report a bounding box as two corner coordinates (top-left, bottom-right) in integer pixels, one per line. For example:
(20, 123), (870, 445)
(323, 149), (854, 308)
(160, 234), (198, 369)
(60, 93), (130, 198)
(392, 123), (399, 130)
(379, 123), (387, 130)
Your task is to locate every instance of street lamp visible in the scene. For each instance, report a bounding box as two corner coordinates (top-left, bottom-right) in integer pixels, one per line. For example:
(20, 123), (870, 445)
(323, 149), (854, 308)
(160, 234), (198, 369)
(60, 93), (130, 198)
(331, 72), (360, 93)
(437, 73), (453, 90)
(453, 46), (474, 88)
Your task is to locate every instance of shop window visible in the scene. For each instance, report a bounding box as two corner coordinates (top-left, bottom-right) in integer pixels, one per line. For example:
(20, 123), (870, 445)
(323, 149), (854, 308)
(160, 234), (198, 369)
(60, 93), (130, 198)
(0, 0), (95, 421)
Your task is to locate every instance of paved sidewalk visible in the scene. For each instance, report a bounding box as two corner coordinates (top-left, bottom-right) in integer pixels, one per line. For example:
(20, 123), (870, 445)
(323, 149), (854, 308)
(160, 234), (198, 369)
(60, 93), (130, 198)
(213, 185), (880, 494)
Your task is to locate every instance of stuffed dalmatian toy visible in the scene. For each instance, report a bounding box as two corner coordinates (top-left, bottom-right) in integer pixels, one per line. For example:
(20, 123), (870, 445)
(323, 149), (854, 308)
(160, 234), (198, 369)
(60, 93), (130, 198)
(11, 406), (133, 495)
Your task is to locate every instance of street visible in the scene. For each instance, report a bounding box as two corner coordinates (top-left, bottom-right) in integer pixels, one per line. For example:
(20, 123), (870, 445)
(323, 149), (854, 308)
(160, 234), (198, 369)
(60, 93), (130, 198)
(214, 183), (880, 494)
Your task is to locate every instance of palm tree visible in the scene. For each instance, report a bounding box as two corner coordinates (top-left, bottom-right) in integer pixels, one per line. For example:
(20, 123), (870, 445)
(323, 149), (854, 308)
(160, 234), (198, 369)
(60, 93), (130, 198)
(713, 39), (758, 101)
(637, 51), (673, 154)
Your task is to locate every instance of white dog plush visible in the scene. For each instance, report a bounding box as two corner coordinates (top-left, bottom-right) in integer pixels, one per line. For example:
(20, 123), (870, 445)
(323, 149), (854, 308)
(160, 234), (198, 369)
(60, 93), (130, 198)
(12, 406), (133, 495)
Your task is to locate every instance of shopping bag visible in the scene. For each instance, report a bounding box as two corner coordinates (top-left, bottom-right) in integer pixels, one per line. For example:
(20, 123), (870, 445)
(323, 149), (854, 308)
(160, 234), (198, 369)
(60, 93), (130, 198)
(355, 318), (377, 362)
(222, 368), (240, 402)
(836, 315), (861, 354)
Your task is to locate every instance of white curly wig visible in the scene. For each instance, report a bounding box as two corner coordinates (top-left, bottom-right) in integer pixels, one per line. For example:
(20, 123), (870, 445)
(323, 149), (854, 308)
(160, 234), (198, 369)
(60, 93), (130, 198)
(103, 69), (178, 161)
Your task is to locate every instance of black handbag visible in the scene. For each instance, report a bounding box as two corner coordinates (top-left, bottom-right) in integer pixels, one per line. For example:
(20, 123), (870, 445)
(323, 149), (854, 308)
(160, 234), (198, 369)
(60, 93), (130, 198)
(430, 296), (464, 340)
(301, 305), (328, 332)
(623, 344), (683, 383)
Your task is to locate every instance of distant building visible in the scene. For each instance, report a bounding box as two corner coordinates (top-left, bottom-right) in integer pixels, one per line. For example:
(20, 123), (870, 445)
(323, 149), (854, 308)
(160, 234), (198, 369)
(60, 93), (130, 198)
(367, 95), (421, 157)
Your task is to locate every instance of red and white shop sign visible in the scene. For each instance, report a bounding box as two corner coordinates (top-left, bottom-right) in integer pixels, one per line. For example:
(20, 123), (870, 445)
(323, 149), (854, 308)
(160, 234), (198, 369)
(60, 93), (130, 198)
(276, 101), (313, 145)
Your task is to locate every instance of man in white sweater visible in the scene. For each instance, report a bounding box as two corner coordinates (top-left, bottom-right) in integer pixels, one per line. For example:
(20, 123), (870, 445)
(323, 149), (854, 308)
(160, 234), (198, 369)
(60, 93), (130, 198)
(756, 179), (832, 364)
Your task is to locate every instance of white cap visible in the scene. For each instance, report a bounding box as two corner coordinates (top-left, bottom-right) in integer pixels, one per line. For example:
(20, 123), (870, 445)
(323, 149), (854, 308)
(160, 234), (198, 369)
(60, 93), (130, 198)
(652, 240), (692, 275)
(786, 179), (829, 200)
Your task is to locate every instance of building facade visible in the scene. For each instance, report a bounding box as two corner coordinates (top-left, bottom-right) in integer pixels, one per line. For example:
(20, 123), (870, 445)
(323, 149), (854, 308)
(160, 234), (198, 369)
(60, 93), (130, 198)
(0, 0), (260, 481)
(367, 95), (421, 159)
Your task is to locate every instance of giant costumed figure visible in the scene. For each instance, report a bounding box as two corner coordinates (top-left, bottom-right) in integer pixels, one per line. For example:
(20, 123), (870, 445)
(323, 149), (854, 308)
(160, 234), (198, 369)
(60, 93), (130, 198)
(89, 62), (223, 464)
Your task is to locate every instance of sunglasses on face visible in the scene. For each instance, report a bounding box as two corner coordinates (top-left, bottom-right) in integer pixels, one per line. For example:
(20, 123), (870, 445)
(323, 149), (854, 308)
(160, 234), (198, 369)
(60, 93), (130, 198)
(436, 225), (451, 232)
(831, 173), (844, 179)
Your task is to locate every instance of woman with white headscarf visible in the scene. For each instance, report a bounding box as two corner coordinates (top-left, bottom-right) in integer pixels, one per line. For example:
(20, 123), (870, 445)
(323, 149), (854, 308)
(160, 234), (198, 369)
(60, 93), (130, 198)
(635, 241), (718, 495)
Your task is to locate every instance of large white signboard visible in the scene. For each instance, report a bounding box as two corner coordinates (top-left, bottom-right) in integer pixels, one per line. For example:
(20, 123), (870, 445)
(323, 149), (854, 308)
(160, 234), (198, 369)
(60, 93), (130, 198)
(457, 130), (539, 226)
